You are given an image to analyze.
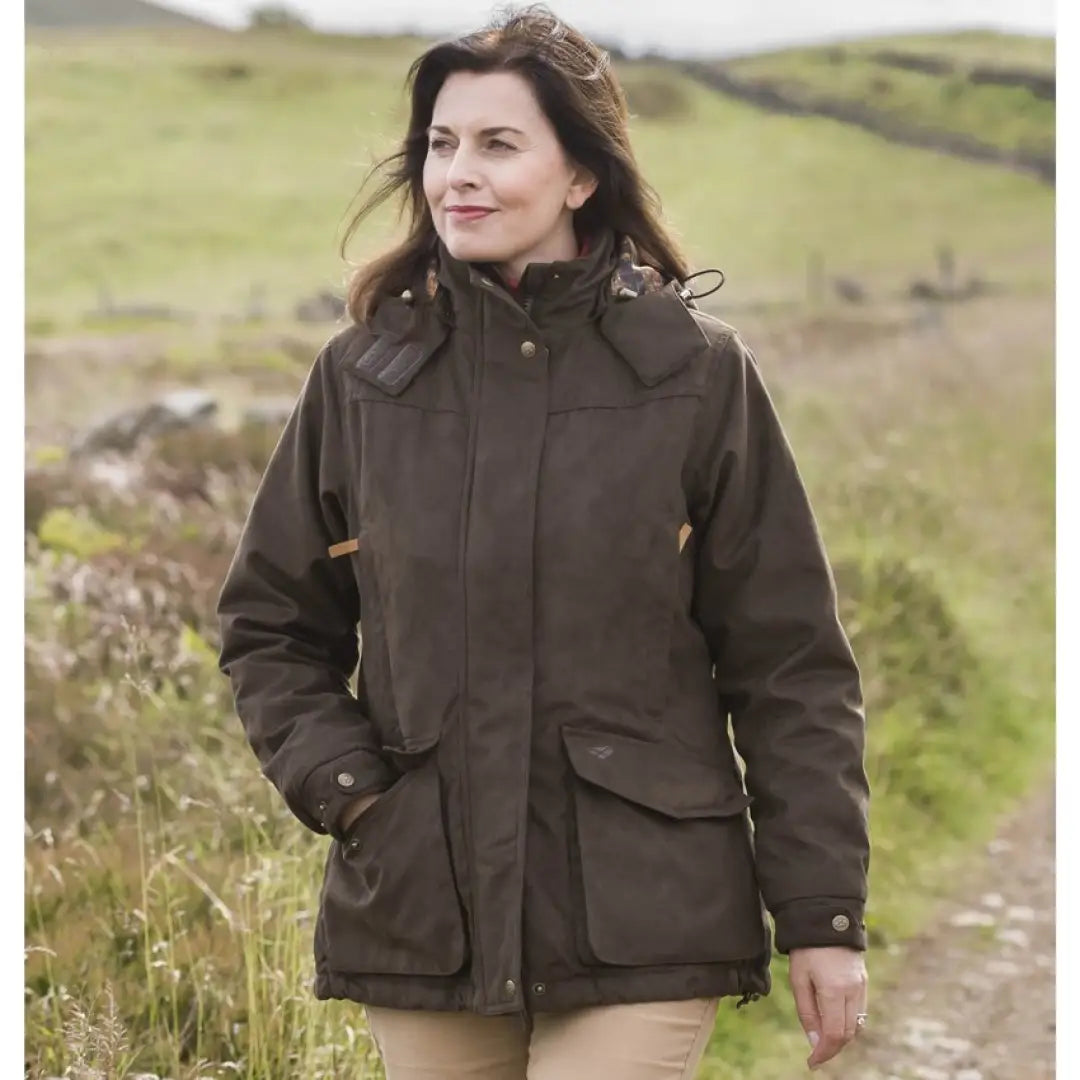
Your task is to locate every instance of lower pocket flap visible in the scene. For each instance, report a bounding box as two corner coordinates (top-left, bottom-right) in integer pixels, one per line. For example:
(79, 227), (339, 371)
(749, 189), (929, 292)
(562, 727), (752, 819)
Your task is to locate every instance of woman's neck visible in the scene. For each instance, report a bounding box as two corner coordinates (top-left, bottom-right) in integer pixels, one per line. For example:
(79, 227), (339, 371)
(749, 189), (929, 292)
(497, 229), (590, 293)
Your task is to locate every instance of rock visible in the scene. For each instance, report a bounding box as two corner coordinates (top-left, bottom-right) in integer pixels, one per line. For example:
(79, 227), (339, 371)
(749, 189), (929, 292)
(242, 397), (297, 429)
(936, 1034), (973, 1056)
(93, 286), (195, 324)
(906, 1017), (948, 1034)
(899, 1016), (949, 1052)
(85, 456), (144, 494)
(295, 290), (346, 323)
(908, 276), (992, 304)
(995, 927), (1030, 948)
(72, 391), (219, 455)
(912, 1066), (950, 1080)
(1005, 904), (1037, 922)
(833, 277), (867, 303)
(909, 279), (946, 301)
(954, 276), (990, 300)
(949, 909), (996, 928)
(157, 389), (218, 424)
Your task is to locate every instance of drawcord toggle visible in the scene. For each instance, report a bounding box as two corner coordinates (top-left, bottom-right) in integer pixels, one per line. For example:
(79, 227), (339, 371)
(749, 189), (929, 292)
(677, 268), (726, 303)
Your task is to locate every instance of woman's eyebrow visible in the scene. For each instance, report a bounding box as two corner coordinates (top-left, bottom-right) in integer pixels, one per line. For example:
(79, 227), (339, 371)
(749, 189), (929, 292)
(426, 125), (526, 137)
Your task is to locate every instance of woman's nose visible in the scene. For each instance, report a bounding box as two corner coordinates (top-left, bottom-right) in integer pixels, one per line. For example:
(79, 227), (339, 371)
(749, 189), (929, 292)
(445, 148), (480, 189)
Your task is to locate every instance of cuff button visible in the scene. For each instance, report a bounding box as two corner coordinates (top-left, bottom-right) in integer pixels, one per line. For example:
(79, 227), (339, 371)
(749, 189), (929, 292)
(831, 914), (851, 932)
(336, 772), (356, 788)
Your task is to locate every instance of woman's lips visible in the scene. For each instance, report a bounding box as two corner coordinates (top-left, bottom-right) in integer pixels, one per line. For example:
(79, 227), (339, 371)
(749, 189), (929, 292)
(447, 208), (495, 221)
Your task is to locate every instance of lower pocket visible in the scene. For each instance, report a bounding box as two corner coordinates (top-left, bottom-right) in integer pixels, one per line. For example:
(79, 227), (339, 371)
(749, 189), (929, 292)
(319, 754), (467, 976)
(563, 726), (767, 967)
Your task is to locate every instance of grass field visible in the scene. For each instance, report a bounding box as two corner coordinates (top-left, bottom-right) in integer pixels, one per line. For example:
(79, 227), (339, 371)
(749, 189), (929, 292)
(26, 28), (1053, 327)
(24, 24), (1055, 1080)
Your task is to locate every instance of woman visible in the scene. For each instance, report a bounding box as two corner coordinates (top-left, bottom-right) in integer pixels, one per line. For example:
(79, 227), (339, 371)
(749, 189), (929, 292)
(216, 6), (870, 1077)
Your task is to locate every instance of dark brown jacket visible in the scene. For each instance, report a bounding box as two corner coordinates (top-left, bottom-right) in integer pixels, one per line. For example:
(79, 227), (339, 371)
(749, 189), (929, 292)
(216, 228), (870, 1018)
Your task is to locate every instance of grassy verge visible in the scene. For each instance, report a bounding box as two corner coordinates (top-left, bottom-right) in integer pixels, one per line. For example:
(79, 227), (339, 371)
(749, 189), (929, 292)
(697, 296), (1054, 1077)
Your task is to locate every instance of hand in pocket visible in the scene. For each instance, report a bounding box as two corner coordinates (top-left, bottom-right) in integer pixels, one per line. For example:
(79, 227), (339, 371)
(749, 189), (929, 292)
(341, 790), (384, 834)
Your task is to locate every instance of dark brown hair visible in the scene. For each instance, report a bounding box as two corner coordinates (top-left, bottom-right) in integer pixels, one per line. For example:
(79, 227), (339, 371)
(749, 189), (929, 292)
(339, 3), (690, 325)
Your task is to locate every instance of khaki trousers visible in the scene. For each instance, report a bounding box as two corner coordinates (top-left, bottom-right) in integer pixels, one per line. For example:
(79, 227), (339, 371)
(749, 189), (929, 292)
(364, 997), (720, 1080)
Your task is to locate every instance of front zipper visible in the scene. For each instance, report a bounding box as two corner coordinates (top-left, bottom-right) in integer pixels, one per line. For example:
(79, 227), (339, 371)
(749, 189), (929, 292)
(455, 288), (487, 1006)
(477, 273), (541, 336)
(450, 277), (538, 1007)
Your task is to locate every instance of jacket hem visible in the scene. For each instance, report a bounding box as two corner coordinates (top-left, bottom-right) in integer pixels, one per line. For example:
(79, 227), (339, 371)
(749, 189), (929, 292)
(314, 958), (771, 1015)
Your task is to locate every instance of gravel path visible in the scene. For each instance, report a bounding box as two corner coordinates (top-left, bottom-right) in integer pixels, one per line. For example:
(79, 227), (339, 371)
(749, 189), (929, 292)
(835, 777), (1055, 1080)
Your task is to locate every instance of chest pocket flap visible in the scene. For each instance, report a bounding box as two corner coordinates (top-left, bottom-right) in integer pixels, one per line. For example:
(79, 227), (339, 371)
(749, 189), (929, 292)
(342, 297), (450, 398)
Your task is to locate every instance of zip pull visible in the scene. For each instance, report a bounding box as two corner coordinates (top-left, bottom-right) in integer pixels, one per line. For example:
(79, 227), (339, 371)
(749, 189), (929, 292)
(677, 268), (726, 303)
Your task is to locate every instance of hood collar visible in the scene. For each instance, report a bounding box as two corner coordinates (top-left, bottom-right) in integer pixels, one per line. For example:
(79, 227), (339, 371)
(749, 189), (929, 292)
(428, 230), (674, 317)
(345, 232), (714, 395)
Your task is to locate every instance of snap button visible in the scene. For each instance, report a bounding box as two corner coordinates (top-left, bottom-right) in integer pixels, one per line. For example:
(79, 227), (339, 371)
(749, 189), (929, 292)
(400, 288), (413, 303)
(503, 979), (517, 995)
(831, 914), (851, 932)
(520, 340), (536, 358)
(336, 772), (356, 788)
(532, 982), (546, 995)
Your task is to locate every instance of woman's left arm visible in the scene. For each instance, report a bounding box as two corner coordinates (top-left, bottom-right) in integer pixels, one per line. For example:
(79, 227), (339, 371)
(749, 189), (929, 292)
(686, 328), (870, 1065)
(688, 328), (870, 947)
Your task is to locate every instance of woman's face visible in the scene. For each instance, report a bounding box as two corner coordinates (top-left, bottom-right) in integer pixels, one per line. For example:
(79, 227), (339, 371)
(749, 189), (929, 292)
(423, 70), (597, 282)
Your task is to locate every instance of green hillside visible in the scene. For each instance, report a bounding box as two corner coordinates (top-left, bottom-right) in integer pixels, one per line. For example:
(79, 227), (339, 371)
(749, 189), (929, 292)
(25, 28), (1053, 327)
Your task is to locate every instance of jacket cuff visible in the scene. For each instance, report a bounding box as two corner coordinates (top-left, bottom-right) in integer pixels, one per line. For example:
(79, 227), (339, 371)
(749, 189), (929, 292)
(772, 897), (867, 953)
(299, 748), (397, 842)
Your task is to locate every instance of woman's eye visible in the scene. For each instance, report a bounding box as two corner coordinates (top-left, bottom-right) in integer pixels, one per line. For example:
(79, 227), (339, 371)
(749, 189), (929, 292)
(489, 140), (513, 151)
(429, 139), (451, 151)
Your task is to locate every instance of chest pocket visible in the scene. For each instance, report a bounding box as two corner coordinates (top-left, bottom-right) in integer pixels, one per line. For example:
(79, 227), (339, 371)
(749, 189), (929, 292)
(338, 315), (469, 752)
(533, 316), (711, 720)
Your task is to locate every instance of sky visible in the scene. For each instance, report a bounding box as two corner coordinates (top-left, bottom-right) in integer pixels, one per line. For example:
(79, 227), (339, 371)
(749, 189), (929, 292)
(162, 0), (1055, 58)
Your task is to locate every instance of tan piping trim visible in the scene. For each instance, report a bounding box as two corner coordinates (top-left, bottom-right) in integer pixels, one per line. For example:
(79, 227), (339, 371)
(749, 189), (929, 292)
(328, 538), (359, 558)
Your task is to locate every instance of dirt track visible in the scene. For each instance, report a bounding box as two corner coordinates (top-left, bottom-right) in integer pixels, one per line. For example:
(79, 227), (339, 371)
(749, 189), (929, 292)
(824, 778), (1055, 1080)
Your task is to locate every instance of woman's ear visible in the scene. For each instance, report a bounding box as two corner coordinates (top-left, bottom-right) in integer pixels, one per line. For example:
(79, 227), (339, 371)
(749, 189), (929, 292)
(565, 164), (599, 211)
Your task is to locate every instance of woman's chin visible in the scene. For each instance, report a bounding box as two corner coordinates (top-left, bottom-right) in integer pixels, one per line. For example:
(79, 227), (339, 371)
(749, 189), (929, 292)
(442, 233), (509, 265)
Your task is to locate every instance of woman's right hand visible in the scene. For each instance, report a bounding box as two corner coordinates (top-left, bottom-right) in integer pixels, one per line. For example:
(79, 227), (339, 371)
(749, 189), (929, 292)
(340, 790), (384, 834)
